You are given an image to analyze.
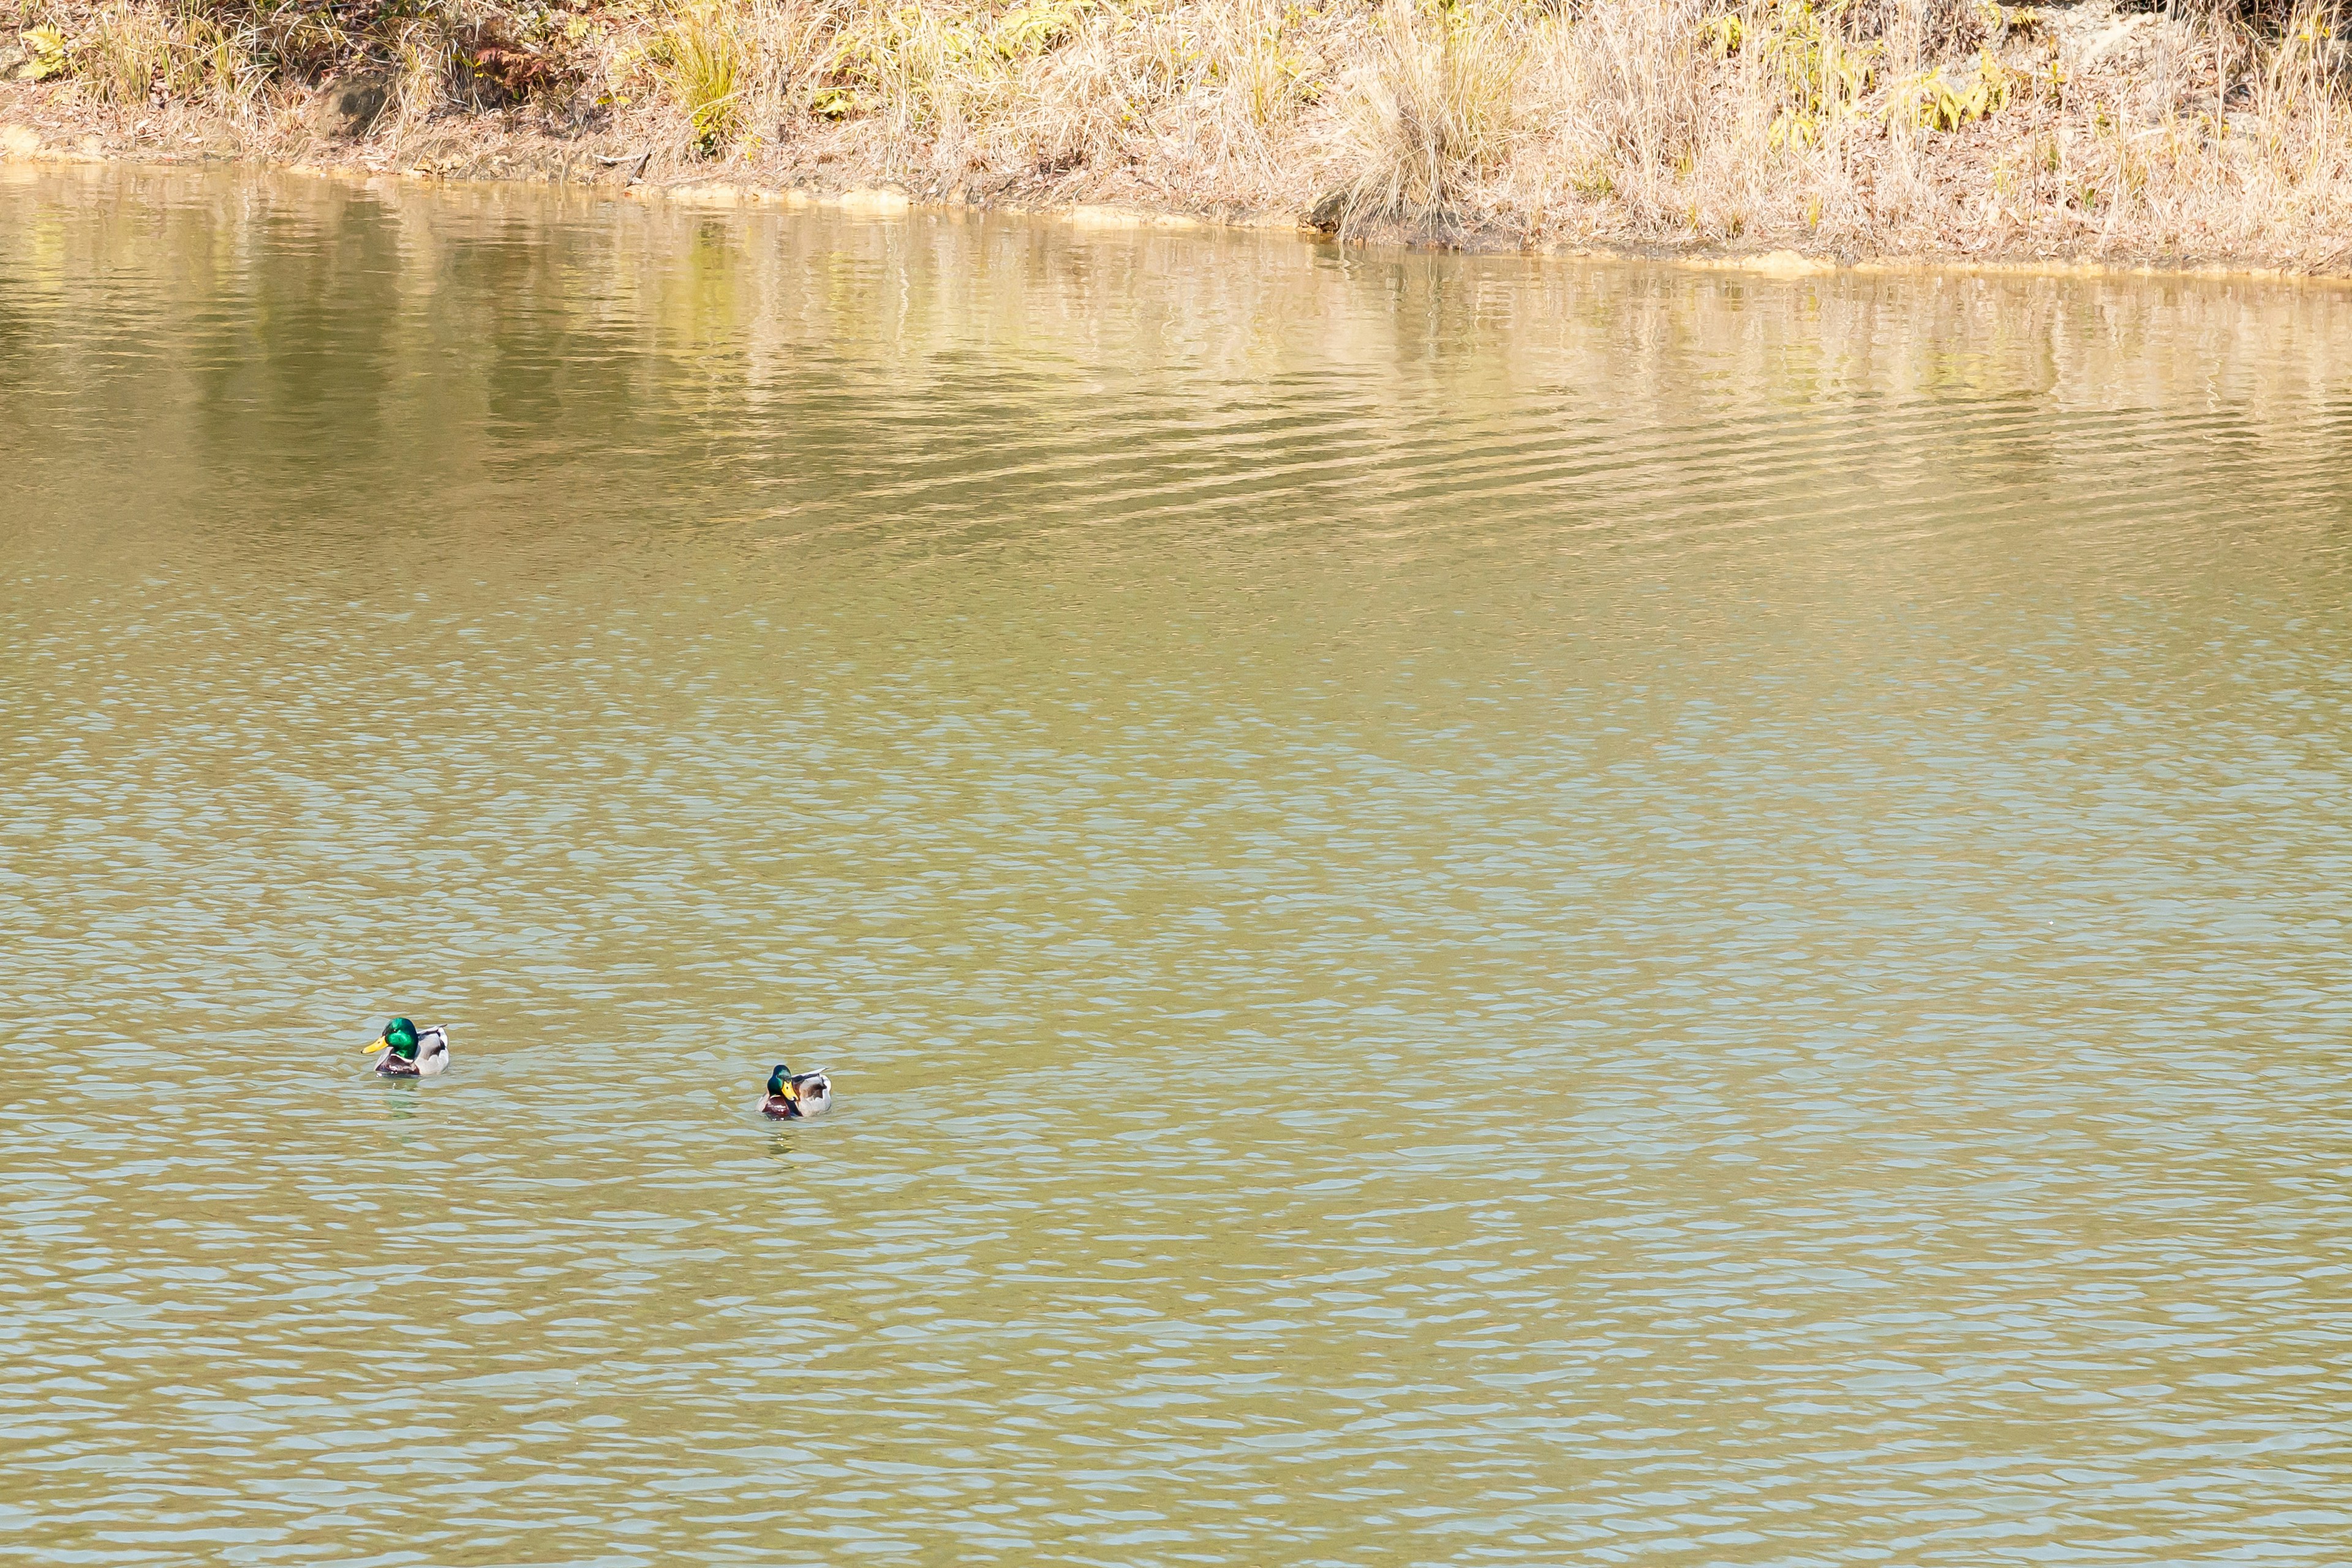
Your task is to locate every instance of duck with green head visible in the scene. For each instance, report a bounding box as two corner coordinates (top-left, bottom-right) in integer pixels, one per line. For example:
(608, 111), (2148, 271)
(760, 1063), (832, 1119)
(365, 1017), (452, 1077)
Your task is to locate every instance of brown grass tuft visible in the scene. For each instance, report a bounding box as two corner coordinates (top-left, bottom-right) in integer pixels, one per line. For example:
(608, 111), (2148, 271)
(73, 2), (258, 108)
(1320, 0), (1520, 238)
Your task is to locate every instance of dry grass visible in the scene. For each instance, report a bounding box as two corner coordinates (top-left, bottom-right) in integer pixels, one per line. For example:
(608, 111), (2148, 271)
(1317, 0), (1521, 237)
(646, 3), (746, 153)
(65, 2), (261, 109)
(12, 0), (2352, 268)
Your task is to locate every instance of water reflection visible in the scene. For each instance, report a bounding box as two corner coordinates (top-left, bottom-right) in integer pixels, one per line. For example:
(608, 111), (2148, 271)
(2, 163), (2351, 1566)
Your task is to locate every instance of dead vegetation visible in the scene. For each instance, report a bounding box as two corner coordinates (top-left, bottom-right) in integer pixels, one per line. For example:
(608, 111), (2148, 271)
(7, 0), (2352, 269)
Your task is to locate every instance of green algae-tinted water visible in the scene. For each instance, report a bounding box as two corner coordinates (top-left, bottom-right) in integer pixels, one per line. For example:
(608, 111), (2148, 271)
(4, 164), (2351, 1566)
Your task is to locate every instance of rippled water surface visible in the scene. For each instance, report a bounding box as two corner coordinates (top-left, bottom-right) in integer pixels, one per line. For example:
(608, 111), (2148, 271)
(5, 164), (2352, 1566)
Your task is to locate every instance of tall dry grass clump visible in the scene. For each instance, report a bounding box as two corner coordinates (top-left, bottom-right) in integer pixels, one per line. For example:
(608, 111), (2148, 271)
(1517, 0), (1713, 222)
(64, 1), (260, 108)
(1318, 0), (1521, 236)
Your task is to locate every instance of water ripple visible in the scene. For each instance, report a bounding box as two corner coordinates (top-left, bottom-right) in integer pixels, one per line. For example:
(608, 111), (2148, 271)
(2, 164), (2351, 1566)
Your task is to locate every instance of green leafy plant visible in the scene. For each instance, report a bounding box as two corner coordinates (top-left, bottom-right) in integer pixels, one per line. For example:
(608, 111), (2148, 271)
(816, 0), (1095, 126)
(23, 23), (70, 80)
(1702, 0), (1879, 153)
(1890, 48), (2011, 131)
(989, 0), (1093, 58)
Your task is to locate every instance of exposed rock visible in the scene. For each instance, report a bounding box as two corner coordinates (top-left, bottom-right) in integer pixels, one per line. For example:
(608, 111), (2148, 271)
(1305, 187), (1351, 233)
(837, 187), (911, 216)
(0, 42), (28, 81)
(312, 72), (393, 140)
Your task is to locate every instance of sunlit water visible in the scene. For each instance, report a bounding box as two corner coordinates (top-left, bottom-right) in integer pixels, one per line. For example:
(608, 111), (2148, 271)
(4, 164), (2351, 1566)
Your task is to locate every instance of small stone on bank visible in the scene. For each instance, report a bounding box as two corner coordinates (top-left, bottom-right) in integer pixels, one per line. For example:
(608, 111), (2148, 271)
(313, 73), (393, 140)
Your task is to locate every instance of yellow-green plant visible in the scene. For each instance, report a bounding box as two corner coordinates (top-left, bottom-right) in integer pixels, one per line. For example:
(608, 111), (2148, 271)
(1890, 48), (2010, 131)
(819, 6), (965, 126)
(2262, 0), (2340, 121)
(1702, 0), (1878, 151)
(1226, 23), (1315, 125)
(651, 4), (745, 153)
(21, 24), (69, 80)
(1985, 0), (2040, 40)
(990, 0), (1093, 58)
(820, 0), (1094, 125)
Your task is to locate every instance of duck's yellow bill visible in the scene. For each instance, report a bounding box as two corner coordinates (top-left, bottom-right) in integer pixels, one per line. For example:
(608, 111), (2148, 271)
(364, 1038), (388, 1053)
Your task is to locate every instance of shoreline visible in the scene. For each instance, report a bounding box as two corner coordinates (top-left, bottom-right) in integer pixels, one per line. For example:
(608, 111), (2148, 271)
(9, 122), (2348, 292)
(16, 0), (2352, 283)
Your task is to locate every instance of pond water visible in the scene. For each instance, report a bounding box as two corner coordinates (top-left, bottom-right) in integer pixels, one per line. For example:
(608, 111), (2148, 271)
(4, 164), (2351, 1566)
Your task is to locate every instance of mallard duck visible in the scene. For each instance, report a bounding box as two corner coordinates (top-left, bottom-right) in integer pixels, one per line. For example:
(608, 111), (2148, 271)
(760, 1063), (832, 1119)
(365, 1017), (451, 1077)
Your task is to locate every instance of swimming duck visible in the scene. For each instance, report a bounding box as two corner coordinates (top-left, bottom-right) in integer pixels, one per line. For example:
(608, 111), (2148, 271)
(365, 1017), (451, 1077)
(760, 1063), (832, 1119)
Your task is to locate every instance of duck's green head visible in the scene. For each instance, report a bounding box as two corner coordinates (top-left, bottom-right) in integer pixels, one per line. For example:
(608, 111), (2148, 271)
(766, 1064), (797, 1102)
(367, 1017), (421, 1061)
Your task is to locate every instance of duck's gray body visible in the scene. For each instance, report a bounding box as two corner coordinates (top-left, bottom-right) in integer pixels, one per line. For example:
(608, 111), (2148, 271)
(374, 1025), (452, 1077)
